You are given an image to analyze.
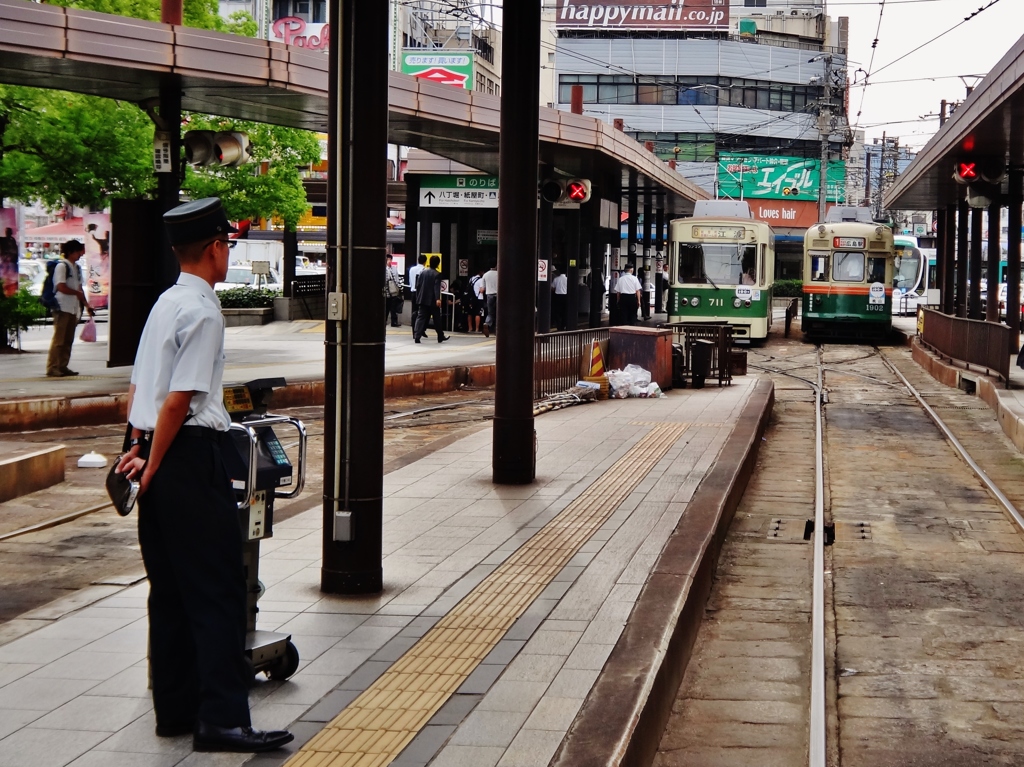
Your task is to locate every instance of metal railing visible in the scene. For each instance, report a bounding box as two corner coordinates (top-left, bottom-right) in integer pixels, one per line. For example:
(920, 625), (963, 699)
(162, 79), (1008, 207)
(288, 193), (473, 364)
(292, 274), (326, 296)
(919, 308), (1011, 384)
(660, 322), (734, 387)
(533, 328), (610, 400)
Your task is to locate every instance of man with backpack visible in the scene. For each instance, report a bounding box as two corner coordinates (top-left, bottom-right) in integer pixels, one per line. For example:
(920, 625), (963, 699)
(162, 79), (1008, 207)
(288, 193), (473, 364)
(45, 239), (94, 377)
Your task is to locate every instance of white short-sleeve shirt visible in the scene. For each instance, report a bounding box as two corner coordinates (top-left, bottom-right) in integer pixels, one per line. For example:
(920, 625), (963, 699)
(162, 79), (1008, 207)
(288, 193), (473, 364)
(483, 269), (499, 296)
(615, 273), (642, 295)
(552, 274), (568, 295)
(129, 273), (231, 431)
(54, 259), (83, 315)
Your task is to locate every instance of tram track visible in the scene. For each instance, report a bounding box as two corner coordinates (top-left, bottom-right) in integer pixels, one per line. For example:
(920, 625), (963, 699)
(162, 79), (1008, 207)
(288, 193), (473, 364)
(657, 336), (1024, 766)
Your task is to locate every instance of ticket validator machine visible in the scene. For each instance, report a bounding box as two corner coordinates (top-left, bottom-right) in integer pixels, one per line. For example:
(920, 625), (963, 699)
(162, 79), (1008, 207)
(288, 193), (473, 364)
(223, 378), (307, 682)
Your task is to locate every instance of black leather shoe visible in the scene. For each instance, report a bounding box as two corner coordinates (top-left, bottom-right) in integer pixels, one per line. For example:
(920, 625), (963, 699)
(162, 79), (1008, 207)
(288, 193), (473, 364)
(193, 722), (294, 753)
(414, 337), (421, 343)
(438, 334), (449, 343)
(155, 721), (195, 738)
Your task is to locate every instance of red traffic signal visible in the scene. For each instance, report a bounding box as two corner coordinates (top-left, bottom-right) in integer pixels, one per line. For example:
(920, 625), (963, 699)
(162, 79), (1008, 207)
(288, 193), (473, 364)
(953, 160), (978, 184)
(565, 178), (592, 203)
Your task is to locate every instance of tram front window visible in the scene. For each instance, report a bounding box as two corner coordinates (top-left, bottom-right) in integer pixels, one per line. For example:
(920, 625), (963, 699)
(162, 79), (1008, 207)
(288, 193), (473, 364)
(834, 251), (865, 282)
(810, 254), (829, 282)
(867, 257), (887, 284)
(677, 243), (756, 285)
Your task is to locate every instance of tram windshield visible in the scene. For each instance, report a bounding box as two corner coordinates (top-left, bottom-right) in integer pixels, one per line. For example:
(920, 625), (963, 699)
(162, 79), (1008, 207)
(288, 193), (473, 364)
(833, 251), (865, 282)
(893, 245), (923, 292)
(678, 243), (756, 285)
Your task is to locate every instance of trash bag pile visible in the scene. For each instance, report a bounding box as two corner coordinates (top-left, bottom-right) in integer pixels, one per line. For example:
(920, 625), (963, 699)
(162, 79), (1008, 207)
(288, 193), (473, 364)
(605, 364), (665, 399)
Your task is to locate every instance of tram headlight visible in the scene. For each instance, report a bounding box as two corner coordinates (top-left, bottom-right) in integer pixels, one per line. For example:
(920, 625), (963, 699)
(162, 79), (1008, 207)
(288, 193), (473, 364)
(745, 300), (752, 308)
(690, 296), (700, 307)
(733, 297), (742, 308)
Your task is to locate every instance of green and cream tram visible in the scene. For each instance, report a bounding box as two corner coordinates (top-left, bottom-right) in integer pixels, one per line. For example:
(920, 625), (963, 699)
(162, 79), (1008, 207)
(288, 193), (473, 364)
(666, 201), (776, 342)
(802, 208), (896, 339)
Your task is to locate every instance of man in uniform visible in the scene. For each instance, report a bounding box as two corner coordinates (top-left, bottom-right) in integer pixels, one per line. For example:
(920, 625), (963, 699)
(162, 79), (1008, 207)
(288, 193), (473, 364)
(116, 198), (293, 754)
(614, 262), (642, 326)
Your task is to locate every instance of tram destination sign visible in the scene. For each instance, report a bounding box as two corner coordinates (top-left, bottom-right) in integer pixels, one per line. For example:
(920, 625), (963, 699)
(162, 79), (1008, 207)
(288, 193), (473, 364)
(555, 0), (729, 31)
(692, 226), (746, 240)
(835, 237), (865, 249)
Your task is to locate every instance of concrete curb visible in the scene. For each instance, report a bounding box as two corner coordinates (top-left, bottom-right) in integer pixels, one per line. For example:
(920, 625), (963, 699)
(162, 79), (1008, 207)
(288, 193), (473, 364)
(910, 337), (1024, 453)
(551, 377), (775, 767)
(0, 364), (496, 433)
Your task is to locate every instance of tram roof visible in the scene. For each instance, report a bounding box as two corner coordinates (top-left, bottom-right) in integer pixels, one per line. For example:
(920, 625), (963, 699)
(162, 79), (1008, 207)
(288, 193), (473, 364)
(885, 31), (1024, 211)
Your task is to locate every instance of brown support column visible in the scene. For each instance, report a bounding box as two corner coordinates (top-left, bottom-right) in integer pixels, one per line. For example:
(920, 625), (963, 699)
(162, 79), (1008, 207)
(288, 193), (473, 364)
(1008, 167), (1023, 349)
(987, 200), (1002, 323)
(935, 207), (946, 306)
(537, 196), (552, 334)
(589, 200), (605, 328)
(565, 209), (580, 331)
(642, 198), (652, 320)
(943, 204), (956, 314)
(493, 0), (540, 485)
(321, 0), (388, 593)
(956, 197), (969, 318)
(969, 207), (983, 320)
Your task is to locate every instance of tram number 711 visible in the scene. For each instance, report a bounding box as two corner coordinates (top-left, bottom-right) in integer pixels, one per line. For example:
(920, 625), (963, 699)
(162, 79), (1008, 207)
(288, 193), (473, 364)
(709, 298), (725, 308)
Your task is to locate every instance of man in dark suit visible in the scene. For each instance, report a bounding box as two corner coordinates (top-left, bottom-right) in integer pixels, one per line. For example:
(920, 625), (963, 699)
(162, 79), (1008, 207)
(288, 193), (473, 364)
(414, 255), (449, 343)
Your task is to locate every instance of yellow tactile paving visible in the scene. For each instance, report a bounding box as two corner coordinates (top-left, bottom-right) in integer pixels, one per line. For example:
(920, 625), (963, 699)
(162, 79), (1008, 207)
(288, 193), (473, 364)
(285, 422), (689, 767)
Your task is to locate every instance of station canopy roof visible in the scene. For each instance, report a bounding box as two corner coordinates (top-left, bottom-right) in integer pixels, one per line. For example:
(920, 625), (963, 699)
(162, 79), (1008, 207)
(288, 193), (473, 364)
(885, 31), (1024, 212)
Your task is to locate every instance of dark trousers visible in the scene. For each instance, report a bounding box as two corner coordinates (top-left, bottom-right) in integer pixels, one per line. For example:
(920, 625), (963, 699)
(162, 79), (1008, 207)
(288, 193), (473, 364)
(415, 303), (444, 340)
(552, 294), (567, 330)
(409, 298), (419, 336)
(618, 293), (638, 325)
(387, 296), (402, 326)
(138, 432), (250, 729)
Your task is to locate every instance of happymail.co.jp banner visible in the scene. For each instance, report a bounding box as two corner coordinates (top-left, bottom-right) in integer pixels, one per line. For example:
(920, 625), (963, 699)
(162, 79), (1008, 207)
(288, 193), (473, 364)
(555, 0), (728, 31)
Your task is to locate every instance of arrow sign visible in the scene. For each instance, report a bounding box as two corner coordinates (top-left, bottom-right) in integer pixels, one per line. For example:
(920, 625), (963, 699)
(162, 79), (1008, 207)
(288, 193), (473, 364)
(423, 191), (436, 204)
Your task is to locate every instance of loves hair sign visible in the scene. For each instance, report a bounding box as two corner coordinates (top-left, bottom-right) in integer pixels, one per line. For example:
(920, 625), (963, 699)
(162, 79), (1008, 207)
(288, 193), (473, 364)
(272, 17), (329, 50)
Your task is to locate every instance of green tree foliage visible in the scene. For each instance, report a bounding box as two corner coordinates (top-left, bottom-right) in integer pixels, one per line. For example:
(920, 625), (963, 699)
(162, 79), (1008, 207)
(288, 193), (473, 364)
(0, 86), (155, 209)
(182, 117), (321, 229)
(0, 0), (318, 227)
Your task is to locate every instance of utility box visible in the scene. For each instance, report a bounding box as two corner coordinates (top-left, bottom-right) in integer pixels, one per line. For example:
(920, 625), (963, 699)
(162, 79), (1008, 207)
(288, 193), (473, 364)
(608, 327), (674, 390)
(730, 350), (748, 376)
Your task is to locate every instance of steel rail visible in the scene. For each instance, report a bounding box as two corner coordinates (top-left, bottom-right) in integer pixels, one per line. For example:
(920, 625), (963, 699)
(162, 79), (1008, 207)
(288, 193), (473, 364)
(810, 349), (826, 767)
(880, 354), (1024, 531)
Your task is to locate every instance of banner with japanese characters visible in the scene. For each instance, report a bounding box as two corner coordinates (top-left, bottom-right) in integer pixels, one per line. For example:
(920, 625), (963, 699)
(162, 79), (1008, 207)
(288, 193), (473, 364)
(717, 153), (847, 203)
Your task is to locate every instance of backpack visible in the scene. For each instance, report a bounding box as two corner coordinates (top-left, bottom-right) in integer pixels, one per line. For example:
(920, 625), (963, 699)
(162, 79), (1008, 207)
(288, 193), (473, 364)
(40, 260), (61, 311)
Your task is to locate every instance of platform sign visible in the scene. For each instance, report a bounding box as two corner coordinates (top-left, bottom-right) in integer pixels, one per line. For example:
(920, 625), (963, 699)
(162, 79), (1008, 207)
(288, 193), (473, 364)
(458, 259), (469, 277)
(538, 259), (549, 282)
(420, 175), (499, 208)
(153, 131), (172, 173)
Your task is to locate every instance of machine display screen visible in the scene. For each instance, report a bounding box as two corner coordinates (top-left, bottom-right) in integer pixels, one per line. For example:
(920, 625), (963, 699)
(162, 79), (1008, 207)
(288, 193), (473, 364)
(223, 386), (254, 414)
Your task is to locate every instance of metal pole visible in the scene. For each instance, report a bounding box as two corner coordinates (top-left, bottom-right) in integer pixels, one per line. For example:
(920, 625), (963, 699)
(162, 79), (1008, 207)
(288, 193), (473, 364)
(654, 207), (664, 315)
(935, 207), (946, 306)
(156, 79), (181, 291)
(627, 181), (638, 265)
(817, 56), (831, 223)
(987, 200), (1002, 323)
(566, 209), (580, 332)
(321, 0), (388, 593)
(944, 203), (957, 315)
(589, 207), (605, 329)
(1008, 168), (1023, 348)
(493, 0), (540, 485)
(969, 206), (983, 320)
(956, 197), (969, 318)
(642, 197), (652, 320)
(537, 197), (552, 333)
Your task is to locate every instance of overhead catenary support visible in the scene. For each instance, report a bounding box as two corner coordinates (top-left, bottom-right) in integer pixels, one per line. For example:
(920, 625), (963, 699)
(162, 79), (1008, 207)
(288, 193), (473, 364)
(987, 200), (1002, 323)
(492, 0), (541, 485)
(321, 0), (388, 593)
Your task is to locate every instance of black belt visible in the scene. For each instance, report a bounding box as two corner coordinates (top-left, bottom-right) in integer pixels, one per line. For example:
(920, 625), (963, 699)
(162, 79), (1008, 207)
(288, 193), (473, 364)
(177, 425), (226, 441)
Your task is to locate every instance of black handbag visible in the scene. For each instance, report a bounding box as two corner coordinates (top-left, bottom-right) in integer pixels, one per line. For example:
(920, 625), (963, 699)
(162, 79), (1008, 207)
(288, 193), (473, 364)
(106, 457), (140, 517)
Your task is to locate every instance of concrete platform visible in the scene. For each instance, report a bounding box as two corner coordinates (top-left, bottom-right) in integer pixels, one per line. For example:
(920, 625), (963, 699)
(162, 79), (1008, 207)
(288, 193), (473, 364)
(0, 442), (65, 504)
(0, 320), (498, 433)
(0, 376), (772, 767)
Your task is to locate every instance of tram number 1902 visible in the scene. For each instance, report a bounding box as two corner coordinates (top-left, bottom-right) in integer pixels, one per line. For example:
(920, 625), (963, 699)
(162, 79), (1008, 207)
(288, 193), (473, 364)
(866, 304), (885, 312)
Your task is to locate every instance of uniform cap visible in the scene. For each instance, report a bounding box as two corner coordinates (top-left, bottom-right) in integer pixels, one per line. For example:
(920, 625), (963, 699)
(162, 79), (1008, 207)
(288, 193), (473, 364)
(163, 197), (237, 246)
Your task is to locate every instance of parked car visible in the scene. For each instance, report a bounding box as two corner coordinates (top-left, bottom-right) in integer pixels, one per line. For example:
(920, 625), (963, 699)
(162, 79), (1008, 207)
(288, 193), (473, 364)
(215, 265), (282, 292)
